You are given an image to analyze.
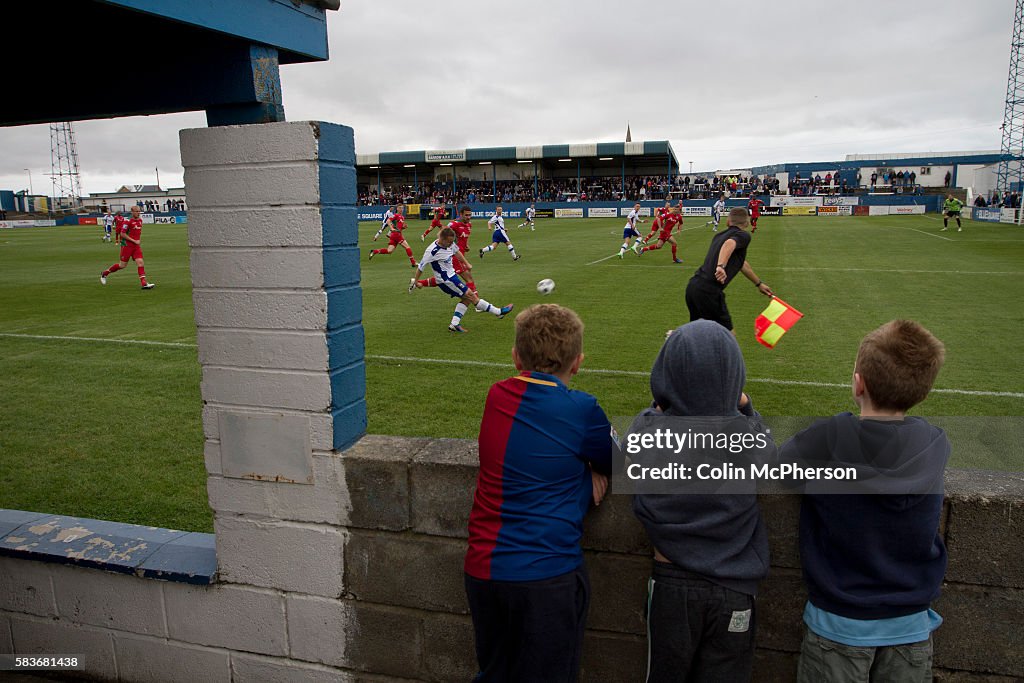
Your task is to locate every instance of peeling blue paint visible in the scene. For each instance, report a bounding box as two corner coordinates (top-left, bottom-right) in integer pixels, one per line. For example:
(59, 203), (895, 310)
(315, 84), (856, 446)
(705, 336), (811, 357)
(0, 510), (215, 585)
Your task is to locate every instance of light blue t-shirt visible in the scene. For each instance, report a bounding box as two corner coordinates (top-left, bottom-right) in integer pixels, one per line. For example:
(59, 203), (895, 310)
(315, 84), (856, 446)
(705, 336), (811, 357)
(804, 602), (942, 647)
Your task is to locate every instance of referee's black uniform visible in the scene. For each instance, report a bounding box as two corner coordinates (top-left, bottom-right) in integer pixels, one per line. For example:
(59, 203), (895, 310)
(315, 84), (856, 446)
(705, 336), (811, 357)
(685, 225), (752, 330)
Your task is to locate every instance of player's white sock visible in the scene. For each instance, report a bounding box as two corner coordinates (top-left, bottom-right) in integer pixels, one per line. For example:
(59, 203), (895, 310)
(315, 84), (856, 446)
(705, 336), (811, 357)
(451, 303), (468, 327)
(508, 245), (517, 258)
(619, 243), (628, 256)
(482, 245), (494, 253)
(475, 298), (499, 316)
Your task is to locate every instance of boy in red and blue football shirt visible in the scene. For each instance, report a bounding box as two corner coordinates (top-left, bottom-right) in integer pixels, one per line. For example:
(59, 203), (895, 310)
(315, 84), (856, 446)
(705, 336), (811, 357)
(465, 304), (613, 682)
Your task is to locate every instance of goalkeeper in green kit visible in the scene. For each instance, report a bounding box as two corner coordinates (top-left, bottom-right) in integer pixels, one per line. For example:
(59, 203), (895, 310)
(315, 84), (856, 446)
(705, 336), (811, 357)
(941, 195), (963, 232)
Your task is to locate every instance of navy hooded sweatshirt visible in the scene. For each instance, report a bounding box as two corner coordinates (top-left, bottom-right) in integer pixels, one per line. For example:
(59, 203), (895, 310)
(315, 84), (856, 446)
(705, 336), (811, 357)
(785, 414), (949, 620)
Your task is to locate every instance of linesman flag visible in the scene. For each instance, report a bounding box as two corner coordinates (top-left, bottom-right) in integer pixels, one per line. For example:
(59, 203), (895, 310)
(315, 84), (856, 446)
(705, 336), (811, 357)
(755, 297), (804, 348)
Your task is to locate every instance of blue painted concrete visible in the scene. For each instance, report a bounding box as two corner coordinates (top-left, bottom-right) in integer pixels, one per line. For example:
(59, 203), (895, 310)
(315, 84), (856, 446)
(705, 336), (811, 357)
(98, 0), (329, 62)
(138, 532), (218, 584)
(0, 511), (215, 584)
(319, 123), (367, 451)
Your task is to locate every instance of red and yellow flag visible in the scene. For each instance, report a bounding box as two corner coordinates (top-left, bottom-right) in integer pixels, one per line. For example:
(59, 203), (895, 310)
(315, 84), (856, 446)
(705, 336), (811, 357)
(755, 297), (803, 348)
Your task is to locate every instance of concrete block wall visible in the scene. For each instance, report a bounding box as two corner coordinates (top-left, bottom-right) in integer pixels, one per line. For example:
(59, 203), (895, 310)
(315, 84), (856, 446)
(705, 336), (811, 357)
(331, 436), (1024, 683)
(3, 436), (1024, 681)
(182, 121), (365, 601)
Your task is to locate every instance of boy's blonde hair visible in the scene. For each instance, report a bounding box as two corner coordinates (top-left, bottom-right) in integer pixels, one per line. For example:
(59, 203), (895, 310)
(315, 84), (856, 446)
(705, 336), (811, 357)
(728, 207), (750, 227)
(514, 304), (583, 374)
(856, 320), (945, 411)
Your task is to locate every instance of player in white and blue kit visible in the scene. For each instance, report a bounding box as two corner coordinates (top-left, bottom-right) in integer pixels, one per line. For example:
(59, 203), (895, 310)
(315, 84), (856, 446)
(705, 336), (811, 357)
(374, 205), (398, 241)
(517, 203), (536, 231)
(102, 211), (114, 242)
(706, 195), (726, 232)
(411, 226), (514, 333)
(618, 202), (646, 258)
(479, 206), (520, 260)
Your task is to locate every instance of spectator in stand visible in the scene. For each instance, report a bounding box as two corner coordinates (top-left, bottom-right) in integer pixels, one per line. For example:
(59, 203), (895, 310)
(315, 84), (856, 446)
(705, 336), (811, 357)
(974, 194), (987, 207)
(909, 171), (917, 188)
(824, 172), (832, 187)
(944, 171), (952, 187)
(870, 172), (877, 189)
(856, 171), (862, 187)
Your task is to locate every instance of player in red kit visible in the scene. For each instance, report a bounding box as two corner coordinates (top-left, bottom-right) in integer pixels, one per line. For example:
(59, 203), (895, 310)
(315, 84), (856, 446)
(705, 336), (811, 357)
(368, 207), (417, 267)
(101, 205), (155, 289)
(413, 206), (477, 292)
(747, 195), (765, 232)
(421, 205), (447, 241)
(113, 212), (126, 244)
(639, 201), (673, 246)
(640, 205), (685, 263)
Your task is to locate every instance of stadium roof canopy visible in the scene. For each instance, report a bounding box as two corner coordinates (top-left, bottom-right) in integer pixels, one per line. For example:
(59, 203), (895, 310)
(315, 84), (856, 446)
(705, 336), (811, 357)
(357, 141), (681, 175)
(0, 0), (337, 128)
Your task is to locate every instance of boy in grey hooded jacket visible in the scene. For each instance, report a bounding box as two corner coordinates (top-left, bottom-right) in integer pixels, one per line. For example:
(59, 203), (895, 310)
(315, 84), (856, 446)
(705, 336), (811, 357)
(632, 319), (774, 683)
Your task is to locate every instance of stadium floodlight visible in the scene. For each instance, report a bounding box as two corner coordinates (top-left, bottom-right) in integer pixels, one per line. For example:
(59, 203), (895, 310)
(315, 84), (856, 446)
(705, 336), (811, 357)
(599, 157), (614, 161)
(517, 160), (532, 164)
(369, 166), (379, 169)
(403, 164), (415, 168)
(440, 163), (452, 166)
(558, 158), (572, 162)
(479, 161), (492, 165)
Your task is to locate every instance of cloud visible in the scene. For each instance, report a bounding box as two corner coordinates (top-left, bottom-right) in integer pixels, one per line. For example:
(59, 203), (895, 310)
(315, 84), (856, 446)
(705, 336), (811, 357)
(0, 0), (1011, 195)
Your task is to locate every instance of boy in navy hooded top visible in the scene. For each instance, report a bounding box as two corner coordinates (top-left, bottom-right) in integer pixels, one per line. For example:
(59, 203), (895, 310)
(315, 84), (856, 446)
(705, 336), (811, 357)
(784, 320), (949, 683)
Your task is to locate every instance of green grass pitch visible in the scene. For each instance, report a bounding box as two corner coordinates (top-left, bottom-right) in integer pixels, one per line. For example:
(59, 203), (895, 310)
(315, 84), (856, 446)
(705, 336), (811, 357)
(1, 214), (1022, 532)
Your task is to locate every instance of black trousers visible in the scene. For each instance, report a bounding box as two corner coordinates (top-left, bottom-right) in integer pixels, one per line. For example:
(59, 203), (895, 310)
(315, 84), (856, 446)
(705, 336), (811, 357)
(685, 276), (733, 331)
(645, 561), (757, 683)
(465, 566), (590, 683)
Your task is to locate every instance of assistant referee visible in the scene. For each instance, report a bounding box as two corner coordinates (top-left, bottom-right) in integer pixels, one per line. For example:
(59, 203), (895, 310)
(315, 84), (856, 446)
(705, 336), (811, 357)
(685, 207), (774, 332)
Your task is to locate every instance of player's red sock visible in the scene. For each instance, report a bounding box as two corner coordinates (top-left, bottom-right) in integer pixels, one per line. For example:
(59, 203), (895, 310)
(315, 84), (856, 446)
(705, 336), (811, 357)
(104, 263), (121, 277)
(417, 278), (437, 288)
(468, 281), (477, 291)
(138, 266), (148, 286)
(371, 248), (386, 255)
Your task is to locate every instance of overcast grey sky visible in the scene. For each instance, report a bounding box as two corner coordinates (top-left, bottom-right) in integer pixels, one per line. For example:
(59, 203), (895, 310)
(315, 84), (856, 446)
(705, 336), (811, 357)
(0, 0), (1012, 196)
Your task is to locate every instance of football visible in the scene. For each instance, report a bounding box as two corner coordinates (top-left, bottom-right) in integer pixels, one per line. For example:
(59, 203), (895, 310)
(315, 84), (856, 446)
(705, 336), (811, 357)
(536, 278), (555, 295)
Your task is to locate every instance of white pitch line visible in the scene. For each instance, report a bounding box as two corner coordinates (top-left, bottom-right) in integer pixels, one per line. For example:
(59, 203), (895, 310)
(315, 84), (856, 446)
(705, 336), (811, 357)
(588, 263), (1023, 275)
(585, 253), (621, 266)
(903, 227), (953, 241)
(2, 333), (1021, 399)
(367, 354), (1024, 399)
(0, 333), (194, 348)
(587, 226), (709, 265)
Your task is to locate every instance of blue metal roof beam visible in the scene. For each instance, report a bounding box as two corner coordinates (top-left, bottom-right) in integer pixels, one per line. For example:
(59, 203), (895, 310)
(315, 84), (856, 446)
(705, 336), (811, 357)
(0, 0), (335, 127)
(97, 0), (332, 63)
